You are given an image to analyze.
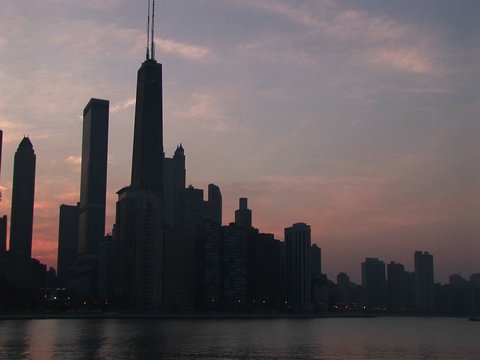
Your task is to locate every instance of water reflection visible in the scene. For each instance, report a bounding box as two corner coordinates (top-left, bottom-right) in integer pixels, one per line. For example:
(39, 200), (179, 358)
(0, 317), (478, 360)
(56, 320), (107, 360)
(0, 320), (31, 359)
(120, 321), (165, 359)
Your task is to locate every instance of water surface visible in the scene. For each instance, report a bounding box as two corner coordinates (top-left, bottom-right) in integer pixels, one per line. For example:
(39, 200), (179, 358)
(0, 317), (478, 360)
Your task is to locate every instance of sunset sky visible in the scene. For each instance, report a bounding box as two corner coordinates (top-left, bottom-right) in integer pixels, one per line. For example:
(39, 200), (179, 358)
(0, 0), (478, 283)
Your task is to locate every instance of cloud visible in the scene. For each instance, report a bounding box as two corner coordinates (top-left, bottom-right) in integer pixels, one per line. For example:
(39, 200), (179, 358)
(85, 0), (120, 10)
(0, 118), (32, 144)
(111, 97), (136, 113)
(234, 0), (439, 75)
(365, 47), (434, 74)
(46, 20), (214, 63)
(238, 0), (407, 42)
(63, 155), (82, 166)
(157, 38), (214, 61)
(47, 21), (142, 59)
(324, 9), (407, 42)
(247, 1), (328, 29)
(172, 91), (240, 132)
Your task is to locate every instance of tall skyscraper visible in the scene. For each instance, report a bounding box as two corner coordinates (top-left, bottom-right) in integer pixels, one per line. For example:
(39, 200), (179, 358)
(196, 219), (223, 310)
(78, 98), (109, 255)
(57, 204), (79, 286)
(207, 184), (222, 225)
(162, 145), (187, 310)
(163, 144), (186, 227)
(130, 56), (164, 195)
(361, 257), (387, 311)
(415, 251), (434, 313)
(235, 198), (252, 228)
(336, 272), (352, 306)
(0, 215), (6, 254)
(310, 244), (322, 278)
(387, 261), (411, 312)
(222, 224), (248, 311)
(247, 232), (283, 309)
(285, 222), (311, 309)
(114, 2), (165, 310)
(115, 188), (164, 310)
(182, 185), (207, 306)
(0, 129), (3, 189)
(9, 137), (36, 259)
(0, 131), (5, 254)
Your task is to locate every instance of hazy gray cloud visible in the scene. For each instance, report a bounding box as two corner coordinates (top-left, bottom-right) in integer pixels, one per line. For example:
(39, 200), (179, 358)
(232, 0), (441, 76)
(63, 156), (82, 166)
(171, 91), (241, 133)
(157, 38), (215, 61)
(111, 97), (136, 113)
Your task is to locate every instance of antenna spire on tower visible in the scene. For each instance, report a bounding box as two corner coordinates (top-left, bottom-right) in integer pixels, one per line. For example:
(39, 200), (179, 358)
(151, 0), (156, 60)
(146, 0), (150, 60)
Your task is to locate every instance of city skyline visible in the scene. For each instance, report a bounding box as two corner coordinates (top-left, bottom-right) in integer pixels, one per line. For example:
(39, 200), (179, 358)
(0, 1), (479, 283)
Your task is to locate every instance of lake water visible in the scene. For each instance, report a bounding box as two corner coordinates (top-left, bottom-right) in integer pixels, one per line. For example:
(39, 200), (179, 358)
(0, 317), (478, 360)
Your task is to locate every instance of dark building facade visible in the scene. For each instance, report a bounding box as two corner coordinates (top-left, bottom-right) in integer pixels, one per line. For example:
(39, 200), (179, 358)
(163, 145), (185, 228)
(196, 220), (223, 311)
(362, 257), (387, 311)
(235, 198), (252, 229)
(285, 223), (311, 309)
(115, 188), (164, 310)
(247, 232), (283, 310)
(130, 59), (164, 195)
(162, 145), (187, 311)
(207, 184), (222, 225)
(222, 224), (248, 311)
(78, 98), (109, 255)
(57, 204), (79, 286)
(0, 215), (6, 254)
(9, 137), (36, 259)
(114, 48), (165, 310)
(387, 261), (412, 312)
(0, 130), (3, 183)
(415, 251), (434, 313)
(310, 244), (322, 279)
(336, 272), (353, 307)
(182, 185), (207, 308)
(0, 130), (5, 255)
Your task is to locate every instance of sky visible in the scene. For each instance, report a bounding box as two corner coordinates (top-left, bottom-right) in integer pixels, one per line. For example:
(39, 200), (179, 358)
(0, 0), (479, 283)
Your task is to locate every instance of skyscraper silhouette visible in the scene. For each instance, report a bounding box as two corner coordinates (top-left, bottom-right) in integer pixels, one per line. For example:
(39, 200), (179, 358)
(387, 261), (411, 312)
(0, 130), (3, 188)
(415, 251), (434, 313)
(114, 2), (165, 310)
(0, 215), (6, 254)
(9, 137), (36, 259)
(285, 223), (311, 309)
(78, 98), (109, 255)
(361, 257), (387, 311)
(163, 145), (185, 227)
(235, 198), (252, 228)
(0, 130), (6, 254)
(208, 184), (222, 225)
(130, 58), (164, 195)
(57, 204), (79, 286)
(162, 145), (187, 311)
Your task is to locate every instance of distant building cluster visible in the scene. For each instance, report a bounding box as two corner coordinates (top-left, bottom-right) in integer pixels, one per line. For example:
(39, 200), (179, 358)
(1, 33), (480, 316)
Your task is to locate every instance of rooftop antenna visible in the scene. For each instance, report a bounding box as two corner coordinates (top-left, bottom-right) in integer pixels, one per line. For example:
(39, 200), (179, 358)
(151, 0), (156, 60)
(146, 0), (151, 60)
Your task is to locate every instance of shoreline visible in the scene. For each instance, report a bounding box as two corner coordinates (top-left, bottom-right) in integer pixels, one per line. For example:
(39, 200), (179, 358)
(0, 312), (474, 321)
(0, 312), (377, 321)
